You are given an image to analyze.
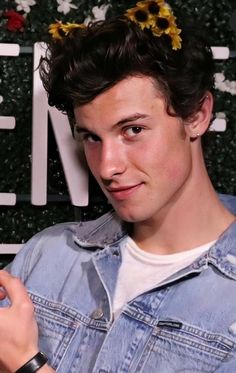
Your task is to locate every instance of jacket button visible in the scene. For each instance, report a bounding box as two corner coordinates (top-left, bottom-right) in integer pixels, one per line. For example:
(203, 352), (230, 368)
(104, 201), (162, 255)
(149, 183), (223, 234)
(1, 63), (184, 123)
(91, 308), (104, 320)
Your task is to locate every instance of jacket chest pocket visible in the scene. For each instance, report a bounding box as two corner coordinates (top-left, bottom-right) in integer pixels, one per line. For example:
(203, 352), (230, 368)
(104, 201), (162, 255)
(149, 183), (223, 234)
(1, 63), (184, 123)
(31, 295), (78, 370)
(136, 322), (235, 373)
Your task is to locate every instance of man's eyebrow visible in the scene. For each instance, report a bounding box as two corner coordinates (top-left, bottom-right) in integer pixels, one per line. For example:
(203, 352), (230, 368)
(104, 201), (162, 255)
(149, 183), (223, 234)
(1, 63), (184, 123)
(73, 126), (96, 141)
(74, 125), (93, 133)
(74, 113), (149, 133)
(116, 113), (149, 126)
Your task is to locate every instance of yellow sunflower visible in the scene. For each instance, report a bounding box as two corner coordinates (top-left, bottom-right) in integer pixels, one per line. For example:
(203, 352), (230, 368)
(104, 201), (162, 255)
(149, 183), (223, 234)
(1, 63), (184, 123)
(48, 22), (64, 40)
(134, 0), (165, 25)
(158, 4), (173, 18)
(61, 22), (86, 36)
(125, 6), (153, 29)
(49, 22), (86, 40)
(168, 27), (182, 50)
(170, 32), (182, 50)
(136, 0), (164, 10)
(152, 19), (182, 49)
(148, 3), (182, 49)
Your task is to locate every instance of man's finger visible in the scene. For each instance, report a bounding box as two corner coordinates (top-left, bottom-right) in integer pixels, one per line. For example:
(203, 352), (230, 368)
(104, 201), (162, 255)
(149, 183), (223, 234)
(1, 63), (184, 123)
(0, 270), (30, 305)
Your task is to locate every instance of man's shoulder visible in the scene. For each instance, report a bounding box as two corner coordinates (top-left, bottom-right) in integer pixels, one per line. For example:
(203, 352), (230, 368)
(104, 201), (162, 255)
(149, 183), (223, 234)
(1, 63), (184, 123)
(24, 209), (119, 247)
(7, 221), (83, 280)
(209, 215), (236, 281)
(219, 193), (236, 215)
(8, 210), (125, 279)
(29, 209), (124, 248)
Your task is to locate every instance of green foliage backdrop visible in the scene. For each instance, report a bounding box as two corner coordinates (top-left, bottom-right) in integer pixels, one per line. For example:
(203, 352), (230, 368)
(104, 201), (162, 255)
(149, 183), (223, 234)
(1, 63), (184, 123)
(0, 0), (235, 267)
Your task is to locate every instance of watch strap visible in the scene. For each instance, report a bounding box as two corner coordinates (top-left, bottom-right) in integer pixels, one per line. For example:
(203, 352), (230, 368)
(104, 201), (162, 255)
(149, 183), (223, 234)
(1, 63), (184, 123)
(15, 352), (48, 373)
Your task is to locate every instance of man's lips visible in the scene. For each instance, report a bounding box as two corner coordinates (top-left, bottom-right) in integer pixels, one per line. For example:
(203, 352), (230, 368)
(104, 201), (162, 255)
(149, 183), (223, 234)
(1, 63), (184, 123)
(105, 183), (143, 200)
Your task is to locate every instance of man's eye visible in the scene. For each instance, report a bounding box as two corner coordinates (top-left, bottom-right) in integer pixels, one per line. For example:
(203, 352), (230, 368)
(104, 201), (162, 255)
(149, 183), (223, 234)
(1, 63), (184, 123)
(74, 127), (100, 143)
(83, 133), (100, 143)
(75, 132), (100, 143)
(124, 126), (143, 138)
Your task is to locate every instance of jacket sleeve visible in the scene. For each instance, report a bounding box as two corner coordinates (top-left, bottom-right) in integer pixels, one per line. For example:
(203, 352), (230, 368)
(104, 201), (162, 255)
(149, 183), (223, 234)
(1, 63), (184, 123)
(0, 222), (74, 307)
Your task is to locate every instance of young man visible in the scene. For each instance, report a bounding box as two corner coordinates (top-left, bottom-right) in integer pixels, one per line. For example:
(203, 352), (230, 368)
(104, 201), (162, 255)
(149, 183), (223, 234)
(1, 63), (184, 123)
(1, 1), (236, 372)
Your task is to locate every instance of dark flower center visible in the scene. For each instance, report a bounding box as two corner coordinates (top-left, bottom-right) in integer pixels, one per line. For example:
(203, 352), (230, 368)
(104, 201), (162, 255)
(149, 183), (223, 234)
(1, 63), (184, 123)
(148, 2), (160, 15)
(156, 17), (169, 30)
(58, 28), (66, 37)
(135, 9), (148, 22)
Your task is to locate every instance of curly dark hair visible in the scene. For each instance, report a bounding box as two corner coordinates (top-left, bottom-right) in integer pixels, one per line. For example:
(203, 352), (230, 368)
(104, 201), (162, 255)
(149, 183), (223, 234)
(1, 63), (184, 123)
(40, 15), (215, 121)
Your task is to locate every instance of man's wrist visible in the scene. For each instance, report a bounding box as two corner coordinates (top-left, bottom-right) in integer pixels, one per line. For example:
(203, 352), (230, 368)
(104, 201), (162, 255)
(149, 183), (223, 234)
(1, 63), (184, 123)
(15, 352), (48, 373)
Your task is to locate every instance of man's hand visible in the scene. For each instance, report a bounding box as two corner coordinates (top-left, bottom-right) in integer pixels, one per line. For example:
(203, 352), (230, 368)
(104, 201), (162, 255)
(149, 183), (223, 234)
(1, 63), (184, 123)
(0, 270), (39, 372)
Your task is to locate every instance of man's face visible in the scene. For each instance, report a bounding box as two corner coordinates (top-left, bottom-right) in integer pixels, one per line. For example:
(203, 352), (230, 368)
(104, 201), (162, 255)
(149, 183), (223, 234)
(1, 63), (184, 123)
(74, 76), (193, 223)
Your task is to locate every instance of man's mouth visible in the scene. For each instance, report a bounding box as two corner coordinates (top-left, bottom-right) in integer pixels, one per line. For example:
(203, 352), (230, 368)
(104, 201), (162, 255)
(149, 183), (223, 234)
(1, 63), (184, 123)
(106, 183), (143, 200)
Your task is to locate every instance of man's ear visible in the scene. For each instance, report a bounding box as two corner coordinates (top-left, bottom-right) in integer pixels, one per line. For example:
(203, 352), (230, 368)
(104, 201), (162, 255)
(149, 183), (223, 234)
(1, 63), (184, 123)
(184, 92), (213, 139)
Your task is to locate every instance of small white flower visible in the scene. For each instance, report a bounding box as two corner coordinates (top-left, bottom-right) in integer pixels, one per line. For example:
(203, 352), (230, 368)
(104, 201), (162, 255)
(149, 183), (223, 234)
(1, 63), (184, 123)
(216, 82), (227, 92)
(214, 71), (236, 95)
(15, 0), (36, 13)
(0, 96), (3, 104)
(225, 80), (236, 95)
(92, 4), (110, 20)
(84, 4), (110, 25)
(57, 0), (78, 15)
(225, 80), (232, 88)
(214, 72), (225, 84)
(230, 81), (236, 95)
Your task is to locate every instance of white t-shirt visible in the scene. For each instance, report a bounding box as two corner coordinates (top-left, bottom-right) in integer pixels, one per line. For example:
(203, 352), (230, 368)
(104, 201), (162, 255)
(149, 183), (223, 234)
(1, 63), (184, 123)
(113, 236), (216, 318)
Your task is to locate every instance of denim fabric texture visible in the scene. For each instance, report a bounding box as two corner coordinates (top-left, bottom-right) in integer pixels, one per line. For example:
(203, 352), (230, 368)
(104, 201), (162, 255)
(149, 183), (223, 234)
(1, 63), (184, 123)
(2, 194), (236, 372)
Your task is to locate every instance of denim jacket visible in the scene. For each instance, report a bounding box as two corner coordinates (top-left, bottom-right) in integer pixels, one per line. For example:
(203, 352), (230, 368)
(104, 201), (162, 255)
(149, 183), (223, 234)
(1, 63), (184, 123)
(3, 194), (236, 372)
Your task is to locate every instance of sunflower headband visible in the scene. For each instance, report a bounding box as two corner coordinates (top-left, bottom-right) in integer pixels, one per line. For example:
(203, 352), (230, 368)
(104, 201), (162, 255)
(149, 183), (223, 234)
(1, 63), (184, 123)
(49, 0), (182, 50)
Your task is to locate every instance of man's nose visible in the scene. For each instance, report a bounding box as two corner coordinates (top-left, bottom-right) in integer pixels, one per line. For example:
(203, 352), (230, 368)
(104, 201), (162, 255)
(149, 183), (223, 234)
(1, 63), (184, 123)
(99, 142), (126, 180)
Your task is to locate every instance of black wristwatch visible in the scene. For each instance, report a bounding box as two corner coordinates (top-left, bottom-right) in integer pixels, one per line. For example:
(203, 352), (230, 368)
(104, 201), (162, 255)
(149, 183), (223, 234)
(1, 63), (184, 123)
(15, 352), (48, 373)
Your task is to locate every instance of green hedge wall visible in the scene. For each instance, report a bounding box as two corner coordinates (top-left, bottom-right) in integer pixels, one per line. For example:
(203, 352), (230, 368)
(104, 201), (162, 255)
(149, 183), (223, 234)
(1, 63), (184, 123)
(0, 0), (235, 267)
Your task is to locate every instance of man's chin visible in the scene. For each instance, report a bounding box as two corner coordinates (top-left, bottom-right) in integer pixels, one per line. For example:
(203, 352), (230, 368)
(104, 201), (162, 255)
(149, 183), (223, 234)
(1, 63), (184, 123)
(113, 208), (144, 223)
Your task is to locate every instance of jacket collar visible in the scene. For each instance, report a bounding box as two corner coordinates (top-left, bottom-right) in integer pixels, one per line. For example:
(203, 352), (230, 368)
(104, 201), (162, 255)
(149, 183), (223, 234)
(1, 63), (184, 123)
(73, 210), (129, 248)
(191, 219), (236, 280)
